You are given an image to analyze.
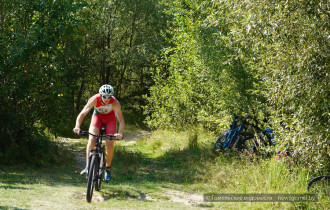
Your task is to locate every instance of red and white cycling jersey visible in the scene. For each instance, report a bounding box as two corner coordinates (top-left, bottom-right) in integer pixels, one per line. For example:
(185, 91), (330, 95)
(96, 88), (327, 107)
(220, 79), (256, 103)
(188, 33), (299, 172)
(91, 94), (117, 134)
(93, 94), (115, 115)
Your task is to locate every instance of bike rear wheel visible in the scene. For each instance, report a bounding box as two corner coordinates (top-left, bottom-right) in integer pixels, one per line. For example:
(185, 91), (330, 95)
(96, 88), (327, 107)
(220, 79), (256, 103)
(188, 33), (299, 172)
(260, 132), (273, 146)
(243, 137), (257, 150)
(95, 146), (105, 191)
(86, 154), (97, 203)
(234, 134), (251, 149)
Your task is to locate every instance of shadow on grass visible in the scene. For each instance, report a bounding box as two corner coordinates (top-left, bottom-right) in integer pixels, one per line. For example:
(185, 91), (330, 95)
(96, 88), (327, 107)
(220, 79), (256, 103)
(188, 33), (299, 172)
(0, 162), (85, 187)
(0, 185), (29, 190)
(100, 188), (155, 202)
(111, 145), (236, 185)
(94, 145), (237, 205)
(0, 142), (236, 194)
(0, 206), (28, 210)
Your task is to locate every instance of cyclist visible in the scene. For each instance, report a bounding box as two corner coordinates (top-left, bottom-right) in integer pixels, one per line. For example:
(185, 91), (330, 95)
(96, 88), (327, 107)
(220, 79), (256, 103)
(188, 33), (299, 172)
(73, 84), (125, 182)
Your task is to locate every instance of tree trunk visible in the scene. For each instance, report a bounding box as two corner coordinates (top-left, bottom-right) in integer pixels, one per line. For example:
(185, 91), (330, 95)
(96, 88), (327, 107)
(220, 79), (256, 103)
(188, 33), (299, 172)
(0, 0), (4, 34)
(101, 35), (106, 85)
(105, 28), (111, 84)
(75, 82), (85, 113)
(117, 6), (137, 97)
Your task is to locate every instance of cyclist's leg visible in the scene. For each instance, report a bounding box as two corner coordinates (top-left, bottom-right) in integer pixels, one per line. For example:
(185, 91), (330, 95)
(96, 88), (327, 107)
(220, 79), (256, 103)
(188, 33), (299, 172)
(104, 113), (116, 168)
(105, 140), (115, 166)
(85, 126), (98, 166)
(104, 138), (114, 182)
(86, 115), (101, 167)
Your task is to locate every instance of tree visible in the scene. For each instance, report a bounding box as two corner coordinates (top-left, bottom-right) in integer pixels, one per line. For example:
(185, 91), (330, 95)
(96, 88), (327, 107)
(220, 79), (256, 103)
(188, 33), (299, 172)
(146, 0), (329, 171)
(0, 0), (170, 164)
(0, 0), (90, 163)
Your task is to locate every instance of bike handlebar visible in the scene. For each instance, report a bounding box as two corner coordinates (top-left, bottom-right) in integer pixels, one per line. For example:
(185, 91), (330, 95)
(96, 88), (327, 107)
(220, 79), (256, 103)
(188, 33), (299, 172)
(79, 130), (117, 140)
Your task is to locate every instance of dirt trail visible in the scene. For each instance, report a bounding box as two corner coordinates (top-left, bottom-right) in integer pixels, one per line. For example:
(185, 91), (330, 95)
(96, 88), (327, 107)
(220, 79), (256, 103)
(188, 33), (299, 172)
(61, 130), (205, 207)
(164, 189), (204, 206)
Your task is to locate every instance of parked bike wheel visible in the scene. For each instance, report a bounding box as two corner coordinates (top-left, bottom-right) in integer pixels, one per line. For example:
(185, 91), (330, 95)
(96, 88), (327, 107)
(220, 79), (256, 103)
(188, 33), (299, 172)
(213, 132), (228, 151)
(237, 133), (272, 152)
(86, 154), (97, 203)
(234, 134), (253, 150)
(228, 134), (240, 149)
(259, 132), (273, 146)
(307, 175), (330, 198)
(95, 146), (105, 191)
(232, 134), (243, 149)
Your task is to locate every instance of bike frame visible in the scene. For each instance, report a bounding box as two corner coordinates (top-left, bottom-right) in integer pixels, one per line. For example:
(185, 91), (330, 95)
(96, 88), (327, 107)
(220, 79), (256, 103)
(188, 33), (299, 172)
(222, 124), (244, 148)
(82, 129), (115, 177)
(87, 132), (104, 179)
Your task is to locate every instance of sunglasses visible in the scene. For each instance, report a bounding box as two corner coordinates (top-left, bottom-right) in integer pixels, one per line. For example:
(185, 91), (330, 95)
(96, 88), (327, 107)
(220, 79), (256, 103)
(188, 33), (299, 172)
(102, 95), (112, 99)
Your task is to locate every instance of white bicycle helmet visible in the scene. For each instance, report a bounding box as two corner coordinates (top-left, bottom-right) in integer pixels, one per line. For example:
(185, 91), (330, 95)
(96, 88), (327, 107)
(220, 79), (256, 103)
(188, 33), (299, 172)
(99, 84), (114, 95)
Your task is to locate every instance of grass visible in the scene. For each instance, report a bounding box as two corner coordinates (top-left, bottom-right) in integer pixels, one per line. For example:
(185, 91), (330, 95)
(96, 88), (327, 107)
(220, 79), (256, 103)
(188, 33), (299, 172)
(0, 126), (328, 209)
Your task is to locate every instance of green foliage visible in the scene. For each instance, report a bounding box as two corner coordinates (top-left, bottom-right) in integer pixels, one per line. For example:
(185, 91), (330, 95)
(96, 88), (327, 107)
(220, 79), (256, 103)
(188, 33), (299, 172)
(0, 0), (87, 164)
(80, 0), (170, 107)
(1, 0), (328, 173)
(0, 0), (169, 164)
(146, 0), (329, 171)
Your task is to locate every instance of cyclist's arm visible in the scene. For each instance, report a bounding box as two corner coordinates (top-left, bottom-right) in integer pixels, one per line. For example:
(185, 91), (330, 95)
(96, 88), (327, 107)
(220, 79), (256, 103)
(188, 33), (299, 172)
(113, 99), (125, 139)
(73, 96), (97, 134)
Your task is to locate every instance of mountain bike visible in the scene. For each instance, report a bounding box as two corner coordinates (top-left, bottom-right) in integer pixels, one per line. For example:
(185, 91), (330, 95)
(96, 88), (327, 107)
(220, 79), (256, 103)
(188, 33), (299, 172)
(79, 128), (117, 203)
(306, 175), (330, 198)
(214, 115), (276, 154)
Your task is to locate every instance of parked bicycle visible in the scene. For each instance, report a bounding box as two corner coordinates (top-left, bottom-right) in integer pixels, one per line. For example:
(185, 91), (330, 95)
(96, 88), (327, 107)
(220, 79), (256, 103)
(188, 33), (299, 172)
(79, 127), (120, 203)
(214, 115), (276, 154)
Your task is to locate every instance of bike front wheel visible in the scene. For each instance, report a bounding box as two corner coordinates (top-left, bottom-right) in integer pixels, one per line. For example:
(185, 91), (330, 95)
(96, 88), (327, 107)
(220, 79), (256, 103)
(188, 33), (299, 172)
(86, 154), (97, 203)
(95, 146), (105, 191)
(307, 175), (330, 198)
(213, 132), (228, 151)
